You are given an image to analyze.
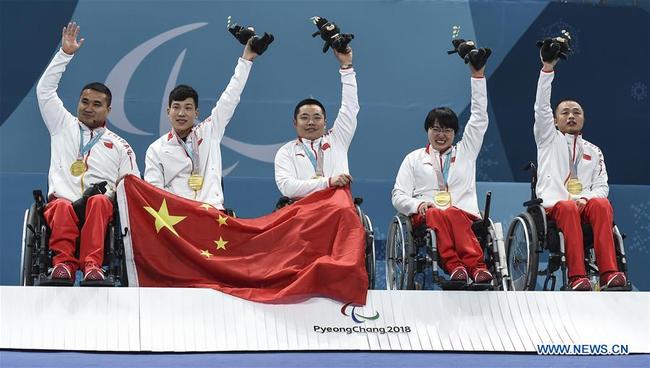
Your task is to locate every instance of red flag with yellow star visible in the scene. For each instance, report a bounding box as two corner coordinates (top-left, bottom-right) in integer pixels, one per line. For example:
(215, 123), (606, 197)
(117, 175), (368, 304)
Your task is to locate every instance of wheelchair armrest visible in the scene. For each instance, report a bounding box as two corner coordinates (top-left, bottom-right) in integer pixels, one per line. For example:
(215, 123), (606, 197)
(32, 190), (46, 212)
(523, 198), (543, 207)
(354, 197), (363, 206)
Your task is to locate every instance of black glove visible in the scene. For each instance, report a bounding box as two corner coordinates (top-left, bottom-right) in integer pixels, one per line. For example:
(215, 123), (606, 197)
(311, 16), (354, 54)
(536, 31), (572, 62)
(228, 23), (256, 45)
(72, 181), (108, 225)
(275, 196), (296, 211)
(448, 39), (492, 70)
(228, 22), (274, 55)
(250, 32), (274, 56)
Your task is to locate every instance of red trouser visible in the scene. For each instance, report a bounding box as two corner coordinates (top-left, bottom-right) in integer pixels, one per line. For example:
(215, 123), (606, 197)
(43, 196), (114, 273)
(413, 206), (486, 275)
(547, 198), (618, 278)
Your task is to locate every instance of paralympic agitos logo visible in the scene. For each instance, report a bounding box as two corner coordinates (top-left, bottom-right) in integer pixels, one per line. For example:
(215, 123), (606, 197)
(312, 303), (410, 335)
(340, 302), (380, 323)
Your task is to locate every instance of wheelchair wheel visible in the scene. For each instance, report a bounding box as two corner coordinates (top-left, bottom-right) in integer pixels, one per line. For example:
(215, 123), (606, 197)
(361, 213), (376, 290)
(386, 214), (415, 290)
(506, 212), (538, 290)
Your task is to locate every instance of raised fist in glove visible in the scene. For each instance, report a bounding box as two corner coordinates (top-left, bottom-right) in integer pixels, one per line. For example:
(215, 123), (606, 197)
(311, 16), (354, 54)
(536, 30), (572, 62)
(448, 39), (492, 71)
(227, 19), (274, 56)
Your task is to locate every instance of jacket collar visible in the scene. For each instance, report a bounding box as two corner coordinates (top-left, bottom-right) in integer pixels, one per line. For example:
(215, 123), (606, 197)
(296, 136), (324, 147)
(563, 132), (583, 146)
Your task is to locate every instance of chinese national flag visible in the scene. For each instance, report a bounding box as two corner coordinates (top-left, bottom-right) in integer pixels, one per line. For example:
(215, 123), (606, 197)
(117, 175), (368, 304)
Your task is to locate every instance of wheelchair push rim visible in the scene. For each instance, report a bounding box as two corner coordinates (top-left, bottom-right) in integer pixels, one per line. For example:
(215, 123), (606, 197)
(386, 216), (404, 289)
(506, 212), (538, 291)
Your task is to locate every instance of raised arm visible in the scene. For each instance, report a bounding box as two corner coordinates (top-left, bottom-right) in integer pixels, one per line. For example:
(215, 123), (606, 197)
(36, 22), (85, 135)
(210, 39), (258, 140)
(457, 62), (488, 158)
(328, 47), (360, 148)
(533, 53), (560, 147)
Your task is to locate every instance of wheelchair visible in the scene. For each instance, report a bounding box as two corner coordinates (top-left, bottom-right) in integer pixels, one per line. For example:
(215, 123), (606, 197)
(20, 187), (128, 287)
(504, 162), (632, 291)
(275, 195), (376, 289)
(385, 192), (511, 291)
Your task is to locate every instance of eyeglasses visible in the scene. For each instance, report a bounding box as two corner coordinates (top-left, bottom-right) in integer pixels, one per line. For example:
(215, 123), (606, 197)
(297, 115), (324, 123)
(430, 127), (454, 134)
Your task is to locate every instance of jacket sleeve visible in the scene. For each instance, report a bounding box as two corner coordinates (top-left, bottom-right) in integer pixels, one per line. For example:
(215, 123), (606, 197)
(118, 141), (140, 181)
(391, 154), (421, 215)
(581, 148), (609, 200)
(209, 57), (253, 141)
(144, 142), (164, 188)
(457, 77), (488, 159)
(274, 144), (329, 199)
(534, 70), (556, 148)
(328, 68), (360, 149)
(36, 48), (76, 136)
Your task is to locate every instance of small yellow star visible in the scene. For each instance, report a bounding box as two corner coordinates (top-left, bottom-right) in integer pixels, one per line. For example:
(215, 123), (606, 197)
(200, 249), (213, 258)
(214, 237), (228, 250)
(144, 199), (186, 237)
(216, 214), (228, 226)
(200, 203), (213, 210)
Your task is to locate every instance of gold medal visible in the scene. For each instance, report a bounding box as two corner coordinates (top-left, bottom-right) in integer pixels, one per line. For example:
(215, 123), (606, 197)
(70, 160), (87, 176)
(434, 191), (452, 208)
(566, 178), (583, 195)
(188, 174), (204, 191)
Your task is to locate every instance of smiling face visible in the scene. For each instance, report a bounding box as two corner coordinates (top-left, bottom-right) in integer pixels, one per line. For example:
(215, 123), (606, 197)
(167, 97), (198, 138)
(555, 100), (584, 135)
(77, 89), (111, 128)
(427, 122), (455, 152)
(294, 104), (326, 141)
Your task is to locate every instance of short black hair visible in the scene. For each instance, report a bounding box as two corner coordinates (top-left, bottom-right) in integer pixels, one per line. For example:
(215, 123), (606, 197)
(80, 82), (112, 106)
(169, 85), (199, 108)
(554, 98), (583, 116)
(423, 107), (459, 134)
(294, 98), (326, 120)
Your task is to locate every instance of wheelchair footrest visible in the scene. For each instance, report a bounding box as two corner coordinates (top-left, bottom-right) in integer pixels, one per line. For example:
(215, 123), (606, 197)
(80, 275), (117, 287)
(439, 280), (467, 290)
(468, 282), (494, 291)
(602, 283), (633, 292)
(35, 274), (74, 287)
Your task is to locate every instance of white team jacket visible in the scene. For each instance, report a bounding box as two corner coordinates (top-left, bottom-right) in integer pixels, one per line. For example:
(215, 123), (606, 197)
(534, 70), (609, 208)
(274, 68), (359, 199)
(36, 49), (140, 202)
(391, 77), (488, 217)
(144, 58), (252, 209)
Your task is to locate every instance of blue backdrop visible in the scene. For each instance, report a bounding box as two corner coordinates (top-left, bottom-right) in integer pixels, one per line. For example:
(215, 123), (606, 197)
(1, 0), (648, 289)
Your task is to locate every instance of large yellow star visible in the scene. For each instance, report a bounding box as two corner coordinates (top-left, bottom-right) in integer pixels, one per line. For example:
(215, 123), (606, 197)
(200, 249), (213, 258)
(144, 199), (186, 237)
(216, 214), (228, 226)
(214, 237), (228, 250)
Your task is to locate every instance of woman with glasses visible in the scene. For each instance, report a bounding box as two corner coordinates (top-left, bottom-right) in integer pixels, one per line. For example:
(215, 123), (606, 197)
(391, 52), (493, 285)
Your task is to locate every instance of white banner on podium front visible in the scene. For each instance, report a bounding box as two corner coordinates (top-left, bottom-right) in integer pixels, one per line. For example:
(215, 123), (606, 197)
(1, 287), (648, 353)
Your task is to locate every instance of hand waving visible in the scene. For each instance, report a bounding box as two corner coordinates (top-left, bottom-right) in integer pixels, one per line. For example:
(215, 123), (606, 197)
(61, 22), (85, 55)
